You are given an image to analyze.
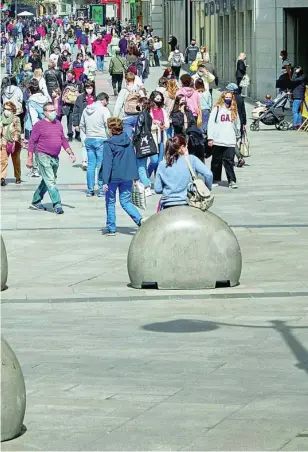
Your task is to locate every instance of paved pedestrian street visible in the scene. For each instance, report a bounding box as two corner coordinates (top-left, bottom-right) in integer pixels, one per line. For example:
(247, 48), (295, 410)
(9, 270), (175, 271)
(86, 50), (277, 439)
(1, 63), (308, 451)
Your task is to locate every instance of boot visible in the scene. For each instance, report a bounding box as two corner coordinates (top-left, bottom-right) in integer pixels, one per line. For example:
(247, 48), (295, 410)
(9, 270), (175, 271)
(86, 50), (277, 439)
(75, 131), (81, 142)
(68, 134), (73, 142)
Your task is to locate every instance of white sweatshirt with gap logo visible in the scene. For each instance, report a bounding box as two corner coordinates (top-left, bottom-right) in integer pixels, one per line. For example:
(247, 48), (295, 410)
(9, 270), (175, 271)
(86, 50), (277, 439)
(207, 105), (241, 147)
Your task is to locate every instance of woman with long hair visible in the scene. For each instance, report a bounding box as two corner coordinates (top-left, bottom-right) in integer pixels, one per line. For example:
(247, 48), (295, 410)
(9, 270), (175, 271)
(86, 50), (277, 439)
(132, 98), (153, 195)
(194, 78), (212, 135)
(170, 94), (196, 136)
(235, 52), (247, 94)
(207, 91), (241, 189)
(84, 52), (97, 82)
(148, 90), (170, 177)
(164, 79), (178, 138)
(33, 68), (51, 101)
(154, 134), (212, 209)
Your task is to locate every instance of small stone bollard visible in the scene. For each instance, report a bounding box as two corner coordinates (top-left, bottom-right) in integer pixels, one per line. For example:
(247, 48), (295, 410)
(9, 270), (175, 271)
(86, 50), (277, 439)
(1, 336), (26, 442)
(1, 234), (8, 291)
(127, 206), (242, 290)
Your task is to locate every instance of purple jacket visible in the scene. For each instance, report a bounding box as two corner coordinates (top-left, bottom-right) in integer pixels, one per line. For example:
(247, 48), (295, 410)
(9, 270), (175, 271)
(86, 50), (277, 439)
(119, 38), (128, 55)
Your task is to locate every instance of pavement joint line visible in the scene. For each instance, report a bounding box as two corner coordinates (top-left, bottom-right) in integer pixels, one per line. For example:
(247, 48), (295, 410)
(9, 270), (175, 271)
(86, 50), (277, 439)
(3, 224), (308, 231)
(2, 291), (308, 304)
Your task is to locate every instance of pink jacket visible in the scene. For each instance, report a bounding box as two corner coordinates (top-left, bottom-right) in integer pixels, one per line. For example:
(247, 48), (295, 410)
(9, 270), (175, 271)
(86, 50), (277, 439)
(92, 39), (108, 56)
(176, 87), (200, 116)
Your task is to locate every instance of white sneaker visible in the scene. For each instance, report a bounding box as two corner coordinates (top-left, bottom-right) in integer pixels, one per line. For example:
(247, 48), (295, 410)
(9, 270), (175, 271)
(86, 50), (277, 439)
(212, 182), (219, 187)
(145, 187), (152, 197)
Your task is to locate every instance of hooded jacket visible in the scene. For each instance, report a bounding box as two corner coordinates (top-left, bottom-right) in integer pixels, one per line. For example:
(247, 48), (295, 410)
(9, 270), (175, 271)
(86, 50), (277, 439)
(79, 102), (111, 139)
(176, 87), (200, 117)
(25, 93), (49, 131)
(2, 86), (23, 115)
(102, 132), (139, 184)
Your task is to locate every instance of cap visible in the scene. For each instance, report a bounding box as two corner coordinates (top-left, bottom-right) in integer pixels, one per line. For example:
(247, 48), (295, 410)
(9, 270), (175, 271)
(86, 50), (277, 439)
(225, 83), (239, 92)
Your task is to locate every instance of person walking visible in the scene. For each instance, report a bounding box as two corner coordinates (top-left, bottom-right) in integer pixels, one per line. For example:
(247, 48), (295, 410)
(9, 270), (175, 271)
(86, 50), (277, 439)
(61, 69), (82, 141)
(137, 51), (149, 83)
(109, 49), (128, 96)
(184, 39), (199, 74)
(225, 82), (247, 167)
(33, 68), (51, 101)
(0, 101), (22, 186)
(79, 92), (111, 197)
(154, 134), (212, 209)
(194, 79), (212, 135)
(132, 98), (153, 196)
(170, 94), (196, 136)
(153, 36), (162, 67)
(5, 36), (17, 75)
(176, 74), (200, 118)
(84, 52), (96, 81)
(202, 54), (218, 96)
(235, 52), (247, 95)
(291, 66), (306, 130)
(44, 60), (62, 98)
(26, 102), (76, 214)
(168, 47), (184, 81)
(207, 91), (241, 189)
(92, 34), (107, 71)
(164, 79), (178, 138)
(102, 117), (144, 236)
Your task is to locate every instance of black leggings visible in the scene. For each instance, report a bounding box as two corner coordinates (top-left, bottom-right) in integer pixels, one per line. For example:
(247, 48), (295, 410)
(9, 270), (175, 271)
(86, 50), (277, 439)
(111, 74), (123, 93)
(211, 145), (236, 183)
(172, 66), (181, 79)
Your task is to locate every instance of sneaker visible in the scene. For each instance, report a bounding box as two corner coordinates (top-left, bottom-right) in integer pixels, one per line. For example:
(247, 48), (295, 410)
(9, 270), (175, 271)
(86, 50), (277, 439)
(28, 168), (40, 177)
(30, 203), (46, 211)
(212, 182), (219, 187)
(113, 88), (117, 96)
(97, 191), (105, 197)
(145, 187), (152, 197)
(55, 207), (64, 214)
(138, 218), (146, 227)
(81, 161), (87, 171)
(86, 191), (95, 197)
(103, 231), (116, 236)
(229, 181), (238, 189)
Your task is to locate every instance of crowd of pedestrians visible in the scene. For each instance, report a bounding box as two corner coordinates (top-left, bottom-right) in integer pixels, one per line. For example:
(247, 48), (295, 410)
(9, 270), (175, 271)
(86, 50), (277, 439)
(1, 15), (305, 234)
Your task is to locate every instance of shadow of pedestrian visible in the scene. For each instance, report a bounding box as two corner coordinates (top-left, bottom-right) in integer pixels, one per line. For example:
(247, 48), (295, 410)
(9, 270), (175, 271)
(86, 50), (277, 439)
(142, 319), (219, 333)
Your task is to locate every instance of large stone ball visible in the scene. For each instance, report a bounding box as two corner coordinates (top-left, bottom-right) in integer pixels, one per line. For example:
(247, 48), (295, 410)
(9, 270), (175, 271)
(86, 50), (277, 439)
(1, 235), (8, 291)
(1, 337), (26, 442)
(127, 206), (242, 290)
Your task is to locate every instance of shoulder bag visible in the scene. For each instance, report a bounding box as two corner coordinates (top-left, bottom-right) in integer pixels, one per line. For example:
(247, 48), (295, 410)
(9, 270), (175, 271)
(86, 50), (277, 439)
(184, 154), (214, 211)
(135, 114), (158, 159)
(240, 130), (250, 157)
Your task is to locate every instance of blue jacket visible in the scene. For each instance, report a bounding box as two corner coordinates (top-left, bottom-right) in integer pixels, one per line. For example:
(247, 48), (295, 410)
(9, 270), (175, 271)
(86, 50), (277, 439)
(102, 132), (139, 184)
(154, 154), (213, 208)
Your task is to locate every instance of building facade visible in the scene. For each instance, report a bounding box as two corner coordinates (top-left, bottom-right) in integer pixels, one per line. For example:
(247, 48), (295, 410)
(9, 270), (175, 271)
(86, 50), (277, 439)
(141, 0), (308, 99)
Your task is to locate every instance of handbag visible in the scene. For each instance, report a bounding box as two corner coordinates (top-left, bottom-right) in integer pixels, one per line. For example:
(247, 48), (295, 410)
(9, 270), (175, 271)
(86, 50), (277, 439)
(184, 155), (214, 211)
(134, 115), (158, 159)
(131, 181), (147, 210)
(240, 74), (250, 88)
(240, 131), (250, 157)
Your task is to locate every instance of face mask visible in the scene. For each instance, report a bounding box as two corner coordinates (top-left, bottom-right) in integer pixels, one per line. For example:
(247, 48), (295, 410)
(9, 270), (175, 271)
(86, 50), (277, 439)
(3, 110), (12, 117)
(225, 98), (232, 106)
(47, 111), (57, 121)
(191, 42), (195, 46)
(279, 55), (283, 59)
(197, 71), (203, 77)
(86, 88), (93, 95)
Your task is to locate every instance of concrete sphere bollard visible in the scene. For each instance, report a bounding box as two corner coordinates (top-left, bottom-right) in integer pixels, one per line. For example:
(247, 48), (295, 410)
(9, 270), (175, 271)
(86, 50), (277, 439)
(127, 207), (242, 290)
(1, 337), (26, 442)
(1, 235), (8, 291)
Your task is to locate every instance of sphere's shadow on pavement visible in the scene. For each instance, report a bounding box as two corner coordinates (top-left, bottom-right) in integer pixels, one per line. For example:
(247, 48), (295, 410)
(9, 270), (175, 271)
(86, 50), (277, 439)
(142, 319), (219, 333)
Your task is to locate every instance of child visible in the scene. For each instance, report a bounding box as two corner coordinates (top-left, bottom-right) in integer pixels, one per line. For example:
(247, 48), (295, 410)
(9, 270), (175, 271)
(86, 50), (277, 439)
(265, 94), (274, 107)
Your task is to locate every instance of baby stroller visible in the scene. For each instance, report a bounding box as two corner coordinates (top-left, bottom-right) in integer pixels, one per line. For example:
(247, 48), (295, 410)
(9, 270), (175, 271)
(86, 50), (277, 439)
(250, 91), (291, 131)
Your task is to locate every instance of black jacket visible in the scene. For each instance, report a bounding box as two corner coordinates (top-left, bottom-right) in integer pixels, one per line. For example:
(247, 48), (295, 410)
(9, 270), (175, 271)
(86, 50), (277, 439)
(44, 68), (62, 96)
(170, 108), (196, 135)
(235, 93), (247, 126)
(291, 73), (306, 100)
(29, 55), (42, 72)
(235, 59), (246, 79)
(72, 93), (87, 126)
(132, 111), (153, 146)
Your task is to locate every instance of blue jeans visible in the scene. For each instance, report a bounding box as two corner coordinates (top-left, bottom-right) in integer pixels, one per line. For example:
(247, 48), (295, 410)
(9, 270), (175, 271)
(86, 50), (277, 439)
(85, 138), (105, 193)
(105, 180), (142, 232)
(123, 116), (138, 139)
(6, 55), (14, 74)
(292, 99), (302, 127)
(96, 55), (104, 71)
(148, 140), (164, 177)
(166, 127), (173, 139)
(201, 109), (210, 135)
(32, 153), (61, 208)
(137, 157), (151, 187)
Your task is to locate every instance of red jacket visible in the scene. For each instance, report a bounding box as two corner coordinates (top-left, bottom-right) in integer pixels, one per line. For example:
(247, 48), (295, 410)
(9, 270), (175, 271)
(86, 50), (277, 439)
(92, 38), (107, 56)
(104, 34), (112, 45)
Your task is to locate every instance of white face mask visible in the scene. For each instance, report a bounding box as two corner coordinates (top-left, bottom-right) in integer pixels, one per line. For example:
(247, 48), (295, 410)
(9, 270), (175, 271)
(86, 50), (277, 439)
(3, 109), (11, 117)
(86, 88), (93, 95)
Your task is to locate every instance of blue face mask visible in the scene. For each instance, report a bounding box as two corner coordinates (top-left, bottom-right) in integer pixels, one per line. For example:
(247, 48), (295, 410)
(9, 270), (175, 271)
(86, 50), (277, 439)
(225, 98), (232, 106)
(47, 111), (57, 121)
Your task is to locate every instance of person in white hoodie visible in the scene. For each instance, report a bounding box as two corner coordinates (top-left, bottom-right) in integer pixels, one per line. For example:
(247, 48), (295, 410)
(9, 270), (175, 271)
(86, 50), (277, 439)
(207, 91), (241, 189)
(24, 79), (50, 177)
(33, 68), (51, 101)
(80, 92), (111, 197)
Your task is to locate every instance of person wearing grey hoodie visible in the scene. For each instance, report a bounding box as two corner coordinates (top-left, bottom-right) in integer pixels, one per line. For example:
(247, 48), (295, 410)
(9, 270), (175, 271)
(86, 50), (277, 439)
(207, 91), (241, 189)
(80, 92), (111, 197)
